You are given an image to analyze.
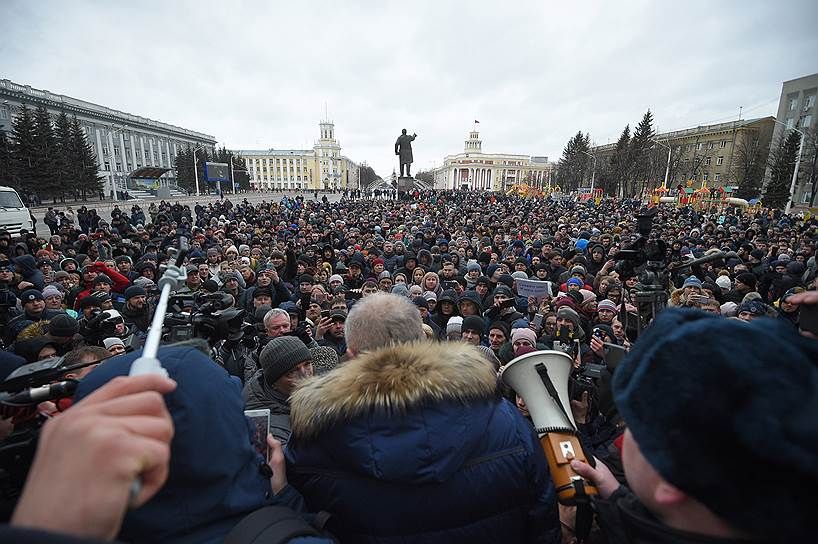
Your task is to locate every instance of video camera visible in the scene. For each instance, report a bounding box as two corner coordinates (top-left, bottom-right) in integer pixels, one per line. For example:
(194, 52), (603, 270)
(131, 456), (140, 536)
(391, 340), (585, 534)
(164, 292), (246, 346)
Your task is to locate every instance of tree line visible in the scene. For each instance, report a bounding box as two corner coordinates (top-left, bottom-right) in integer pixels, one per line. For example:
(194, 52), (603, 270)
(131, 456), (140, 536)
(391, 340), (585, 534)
(173, 146), (250, 194)
(0, 104), (102, 202)
(554, 108), (817, 209)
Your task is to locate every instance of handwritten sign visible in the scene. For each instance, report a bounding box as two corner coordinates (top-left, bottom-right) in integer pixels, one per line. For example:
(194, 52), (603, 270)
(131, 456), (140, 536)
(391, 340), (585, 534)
(516, 278), (551, 300)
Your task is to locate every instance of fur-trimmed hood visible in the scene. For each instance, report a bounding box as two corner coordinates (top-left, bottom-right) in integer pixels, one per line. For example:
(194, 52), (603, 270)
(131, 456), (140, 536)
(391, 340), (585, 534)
(290, 341), (496, 442)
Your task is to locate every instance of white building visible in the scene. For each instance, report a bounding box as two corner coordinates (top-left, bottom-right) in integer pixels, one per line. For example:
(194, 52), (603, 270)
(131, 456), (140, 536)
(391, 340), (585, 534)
(0, 79), (216, 199)
(239, 119), (360, 191)
(433, 129), (554, 191)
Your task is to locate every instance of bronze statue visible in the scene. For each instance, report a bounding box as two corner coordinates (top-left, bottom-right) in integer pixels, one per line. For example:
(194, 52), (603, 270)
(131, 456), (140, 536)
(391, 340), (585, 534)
(394, 129), (417, 177)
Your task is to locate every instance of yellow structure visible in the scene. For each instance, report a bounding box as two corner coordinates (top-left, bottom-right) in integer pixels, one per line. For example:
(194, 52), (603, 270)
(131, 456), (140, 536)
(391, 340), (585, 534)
(240, 120), (360, 191)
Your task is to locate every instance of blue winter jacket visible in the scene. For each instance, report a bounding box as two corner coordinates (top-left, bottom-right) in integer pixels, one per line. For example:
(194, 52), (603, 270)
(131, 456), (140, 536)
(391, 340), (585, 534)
(286, 341), (561, 544)
(75, 345), (306, 543)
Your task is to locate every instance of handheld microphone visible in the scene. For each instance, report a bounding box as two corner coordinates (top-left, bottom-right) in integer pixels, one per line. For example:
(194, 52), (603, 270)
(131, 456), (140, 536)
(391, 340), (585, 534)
(0, 380), (79, 406)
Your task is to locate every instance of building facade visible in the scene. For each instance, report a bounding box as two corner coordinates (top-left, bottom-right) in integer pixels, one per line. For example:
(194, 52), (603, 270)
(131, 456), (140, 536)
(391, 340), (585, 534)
(0, 79), (217, 198)
(433, 129), (553, 191)
(591, 117), (775, 191)
(769, 73), (817, 205)
(240, 120), (360, 192)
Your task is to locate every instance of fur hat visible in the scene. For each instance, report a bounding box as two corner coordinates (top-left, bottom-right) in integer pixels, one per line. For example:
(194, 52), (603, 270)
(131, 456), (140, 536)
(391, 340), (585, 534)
(260, 336), (312, 385)
(613, 308), (818, 541)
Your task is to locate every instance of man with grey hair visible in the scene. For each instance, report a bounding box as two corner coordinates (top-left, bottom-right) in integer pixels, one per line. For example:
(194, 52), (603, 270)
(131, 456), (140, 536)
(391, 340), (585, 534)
(285, 293), (560, 542)
(344, 292), (424, 357)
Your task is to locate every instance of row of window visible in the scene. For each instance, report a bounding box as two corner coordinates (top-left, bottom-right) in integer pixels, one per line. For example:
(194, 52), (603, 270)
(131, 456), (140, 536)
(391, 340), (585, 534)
(784, 114), (814, 130)
(788, 93), (816, 112)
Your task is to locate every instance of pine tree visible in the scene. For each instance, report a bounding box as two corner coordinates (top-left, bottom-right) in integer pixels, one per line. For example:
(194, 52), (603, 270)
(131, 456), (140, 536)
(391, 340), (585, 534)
(70, 116), (102, 199)
(556, 131), (590, 191)
(0, 131), (11, 188)
(54, 112), (74, 200)
(174, 146), (193, 192)
(629, 110), (656, 196)
(32, 105), (60, 201)
(606, 125), (631, 196)
(9, 104), (38, 193)
(764, 130), (801, 209)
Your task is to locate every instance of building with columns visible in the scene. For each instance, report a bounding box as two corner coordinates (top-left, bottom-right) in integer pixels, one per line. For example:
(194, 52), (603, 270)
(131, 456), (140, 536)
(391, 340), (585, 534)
(432, 128), (553, 191)
(0, 78), (216, 198)
(239, 119), (360, 191)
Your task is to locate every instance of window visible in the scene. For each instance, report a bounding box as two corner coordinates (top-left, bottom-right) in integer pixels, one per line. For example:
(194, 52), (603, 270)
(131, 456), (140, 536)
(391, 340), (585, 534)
(806, 95), (816, 109)
(715, 173), (721, 182)
(703, 173), (709, 181)
(802, 114), (813, 127)
(786, 118), (794, 129)
(708, 142), (714, 150)
(789, 97), (797, 111)
(720, 140), (727, 148)
(697, 142), (704, 150)
(717, 156), (724, 165)
(104, 161), (110, 170)
(705, 157), (711, 166)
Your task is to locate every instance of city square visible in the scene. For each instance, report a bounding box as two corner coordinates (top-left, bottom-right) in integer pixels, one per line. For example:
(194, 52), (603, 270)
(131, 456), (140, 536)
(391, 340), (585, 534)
(0, 2), (817, 543)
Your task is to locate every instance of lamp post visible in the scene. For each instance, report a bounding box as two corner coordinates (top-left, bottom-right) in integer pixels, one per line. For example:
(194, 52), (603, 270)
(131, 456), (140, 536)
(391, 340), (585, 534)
(651, 138), (672, 189)
(578, 150), (596, 191)
(771, 119), (805, 215)
(192, 145), (204, 197)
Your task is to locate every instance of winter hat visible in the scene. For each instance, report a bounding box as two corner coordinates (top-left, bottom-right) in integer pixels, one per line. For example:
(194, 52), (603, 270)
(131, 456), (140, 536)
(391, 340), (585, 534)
(260, 336), (312, 386)
(42, 285), (63, 299)
(735, 272), (757, 289)
(103, 337), (125, 350)
(20, 289), (44, 303)
(613, 308), (818, 541)
(391, 284), (410, 297)
(93, 274), (112, 285)
(597, 299), (618, 313)
(124, 285), (147, 300)
(329, 274), (343, 284)
(511, 327), (537, 345)
(461, 315), (485, 335)
(310, 345), (339, 376)
(566, 277), (583, 288)
(446, 316), (463, 335)
(493, 285), (514, 298)
(720, 301), (738, 316)
(570, 265), (586, 277)
(738, 300), (766, 317)
(466, 261), (482, 274)
(715, 276), (732, 290)
(422, 291), (437, 302)
(511, 271), (529, 280)
(579, 289), (597, 304)
(48, 314), (78, 337)
(682, 276), (702, 289)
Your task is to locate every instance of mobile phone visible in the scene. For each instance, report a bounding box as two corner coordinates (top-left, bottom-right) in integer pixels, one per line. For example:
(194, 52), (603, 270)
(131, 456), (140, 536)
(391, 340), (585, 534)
(244, 409), (271, 459)
(602, 342), (627, 370)
(321, 310), (331, 319)
(800, 304), (818, 336)
(532, 313), (544, 329)
(443, 281), (458, 290)
(500, 298), (516, 309)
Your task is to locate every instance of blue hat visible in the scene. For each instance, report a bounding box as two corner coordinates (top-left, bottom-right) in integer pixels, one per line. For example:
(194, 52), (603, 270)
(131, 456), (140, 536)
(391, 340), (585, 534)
(567, 277), (583, 288)
(682, 276), (702, 289)
(613, 309), (818, 541)
(575, 239), (589, 251)
(20, 289), (43, 303)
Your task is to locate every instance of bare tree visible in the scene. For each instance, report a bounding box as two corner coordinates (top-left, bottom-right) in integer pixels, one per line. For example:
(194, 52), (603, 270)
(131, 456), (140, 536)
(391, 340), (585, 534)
(731, 130), (770, 200)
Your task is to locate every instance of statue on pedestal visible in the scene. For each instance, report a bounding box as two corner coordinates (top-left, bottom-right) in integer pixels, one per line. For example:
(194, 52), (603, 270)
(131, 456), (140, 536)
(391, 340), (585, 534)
(394, 129), (417, 178)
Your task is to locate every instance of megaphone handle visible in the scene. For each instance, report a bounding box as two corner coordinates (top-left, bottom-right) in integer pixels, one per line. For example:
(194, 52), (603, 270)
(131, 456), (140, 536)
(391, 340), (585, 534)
(540, 431), (598, 505)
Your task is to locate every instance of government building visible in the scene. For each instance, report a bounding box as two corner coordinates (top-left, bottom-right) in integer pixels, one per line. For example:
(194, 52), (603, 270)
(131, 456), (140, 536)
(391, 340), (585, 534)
(0, 78), (217, 199)
(239, 120), (360, 191)
(432, 128), (553, 191)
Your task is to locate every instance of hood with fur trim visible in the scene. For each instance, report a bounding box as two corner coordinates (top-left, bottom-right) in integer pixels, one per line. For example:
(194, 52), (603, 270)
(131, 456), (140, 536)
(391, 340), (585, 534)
(290, 341), (496, 442)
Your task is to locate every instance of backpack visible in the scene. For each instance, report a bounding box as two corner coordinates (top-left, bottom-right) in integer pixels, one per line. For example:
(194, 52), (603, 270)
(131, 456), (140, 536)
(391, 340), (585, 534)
(225, 506), (334, 544)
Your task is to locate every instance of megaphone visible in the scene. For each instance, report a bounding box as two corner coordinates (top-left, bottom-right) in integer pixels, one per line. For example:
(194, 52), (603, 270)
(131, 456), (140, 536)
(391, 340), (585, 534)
(501, 350), (597, 505)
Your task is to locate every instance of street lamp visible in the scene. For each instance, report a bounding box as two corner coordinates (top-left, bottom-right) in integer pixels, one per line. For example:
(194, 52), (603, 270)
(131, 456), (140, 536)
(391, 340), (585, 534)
(192, 145), (204, 196)
(578, 150), (596, 191)
(771, 119), (805, 214)
(651, 138), (672, 189)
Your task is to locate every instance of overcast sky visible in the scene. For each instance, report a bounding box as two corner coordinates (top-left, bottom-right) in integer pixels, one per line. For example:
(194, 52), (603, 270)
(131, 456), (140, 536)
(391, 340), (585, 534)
(4, 0), (817, 177)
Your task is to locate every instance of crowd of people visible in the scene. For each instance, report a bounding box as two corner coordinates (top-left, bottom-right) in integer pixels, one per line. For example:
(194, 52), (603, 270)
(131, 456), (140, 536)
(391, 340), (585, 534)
(0, 189), (816, 543)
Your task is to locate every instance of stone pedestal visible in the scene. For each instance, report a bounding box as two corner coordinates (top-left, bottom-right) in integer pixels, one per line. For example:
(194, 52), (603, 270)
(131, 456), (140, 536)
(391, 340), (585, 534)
(397, 176), (415, 192)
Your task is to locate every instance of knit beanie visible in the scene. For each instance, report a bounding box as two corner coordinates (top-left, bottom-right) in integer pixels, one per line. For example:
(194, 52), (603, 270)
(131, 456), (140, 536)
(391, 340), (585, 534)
(511, 327), (537, 345)
(94, 274), (112, 285)
(735, 272), (757, 289)
(260, 336), (312, 386)
(715, 276), (732, 290)
(446, 316), (463, 335)
(48, 314), (78, 337)
(597, 299), (618, 313)
(461, 315), (485, 335)
(124, 285), (147, 300)
(42, 285), (63, 299)
(466, 261), (481, 274)
(682, 276), (702, 289)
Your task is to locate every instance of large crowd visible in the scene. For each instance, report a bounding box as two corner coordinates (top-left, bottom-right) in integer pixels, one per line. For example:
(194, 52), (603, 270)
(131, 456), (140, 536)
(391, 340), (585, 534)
(0, 190), (816, 543)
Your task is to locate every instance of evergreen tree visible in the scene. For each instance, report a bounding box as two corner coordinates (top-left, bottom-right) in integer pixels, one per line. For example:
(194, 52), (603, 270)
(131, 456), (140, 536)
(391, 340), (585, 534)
(0, 131), (11, 188)
(606, 124), (632, 196)
(70, 116), (102, 199)
(54, 112), (74, 200)
(33, 104), (60, 200)
(629, 109), (656, 196)
(556, 131), (590, 191)
(9, 104), (38, 192)
(174, 146), (194, 192)
(764, 130), (801, 209)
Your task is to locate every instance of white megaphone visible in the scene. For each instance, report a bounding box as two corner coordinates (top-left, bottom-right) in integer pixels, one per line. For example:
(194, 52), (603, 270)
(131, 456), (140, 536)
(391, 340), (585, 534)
(501, 350), (597, 505)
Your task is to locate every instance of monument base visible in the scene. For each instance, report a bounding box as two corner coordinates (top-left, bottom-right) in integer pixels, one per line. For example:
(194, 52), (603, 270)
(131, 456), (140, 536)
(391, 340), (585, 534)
(397, 176), (415, 192)
(156, 186), (171, 199)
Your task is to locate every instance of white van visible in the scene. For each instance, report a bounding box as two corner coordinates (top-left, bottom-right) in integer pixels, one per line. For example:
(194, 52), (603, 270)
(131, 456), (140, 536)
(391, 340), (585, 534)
(0, 186), (34, 236)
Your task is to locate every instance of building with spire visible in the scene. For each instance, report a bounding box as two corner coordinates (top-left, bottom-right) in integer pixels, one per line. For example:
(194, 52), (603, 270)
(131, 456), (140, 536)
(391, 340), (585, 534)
(432, 127), (553, 191)
(239, 119), (360, 191)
